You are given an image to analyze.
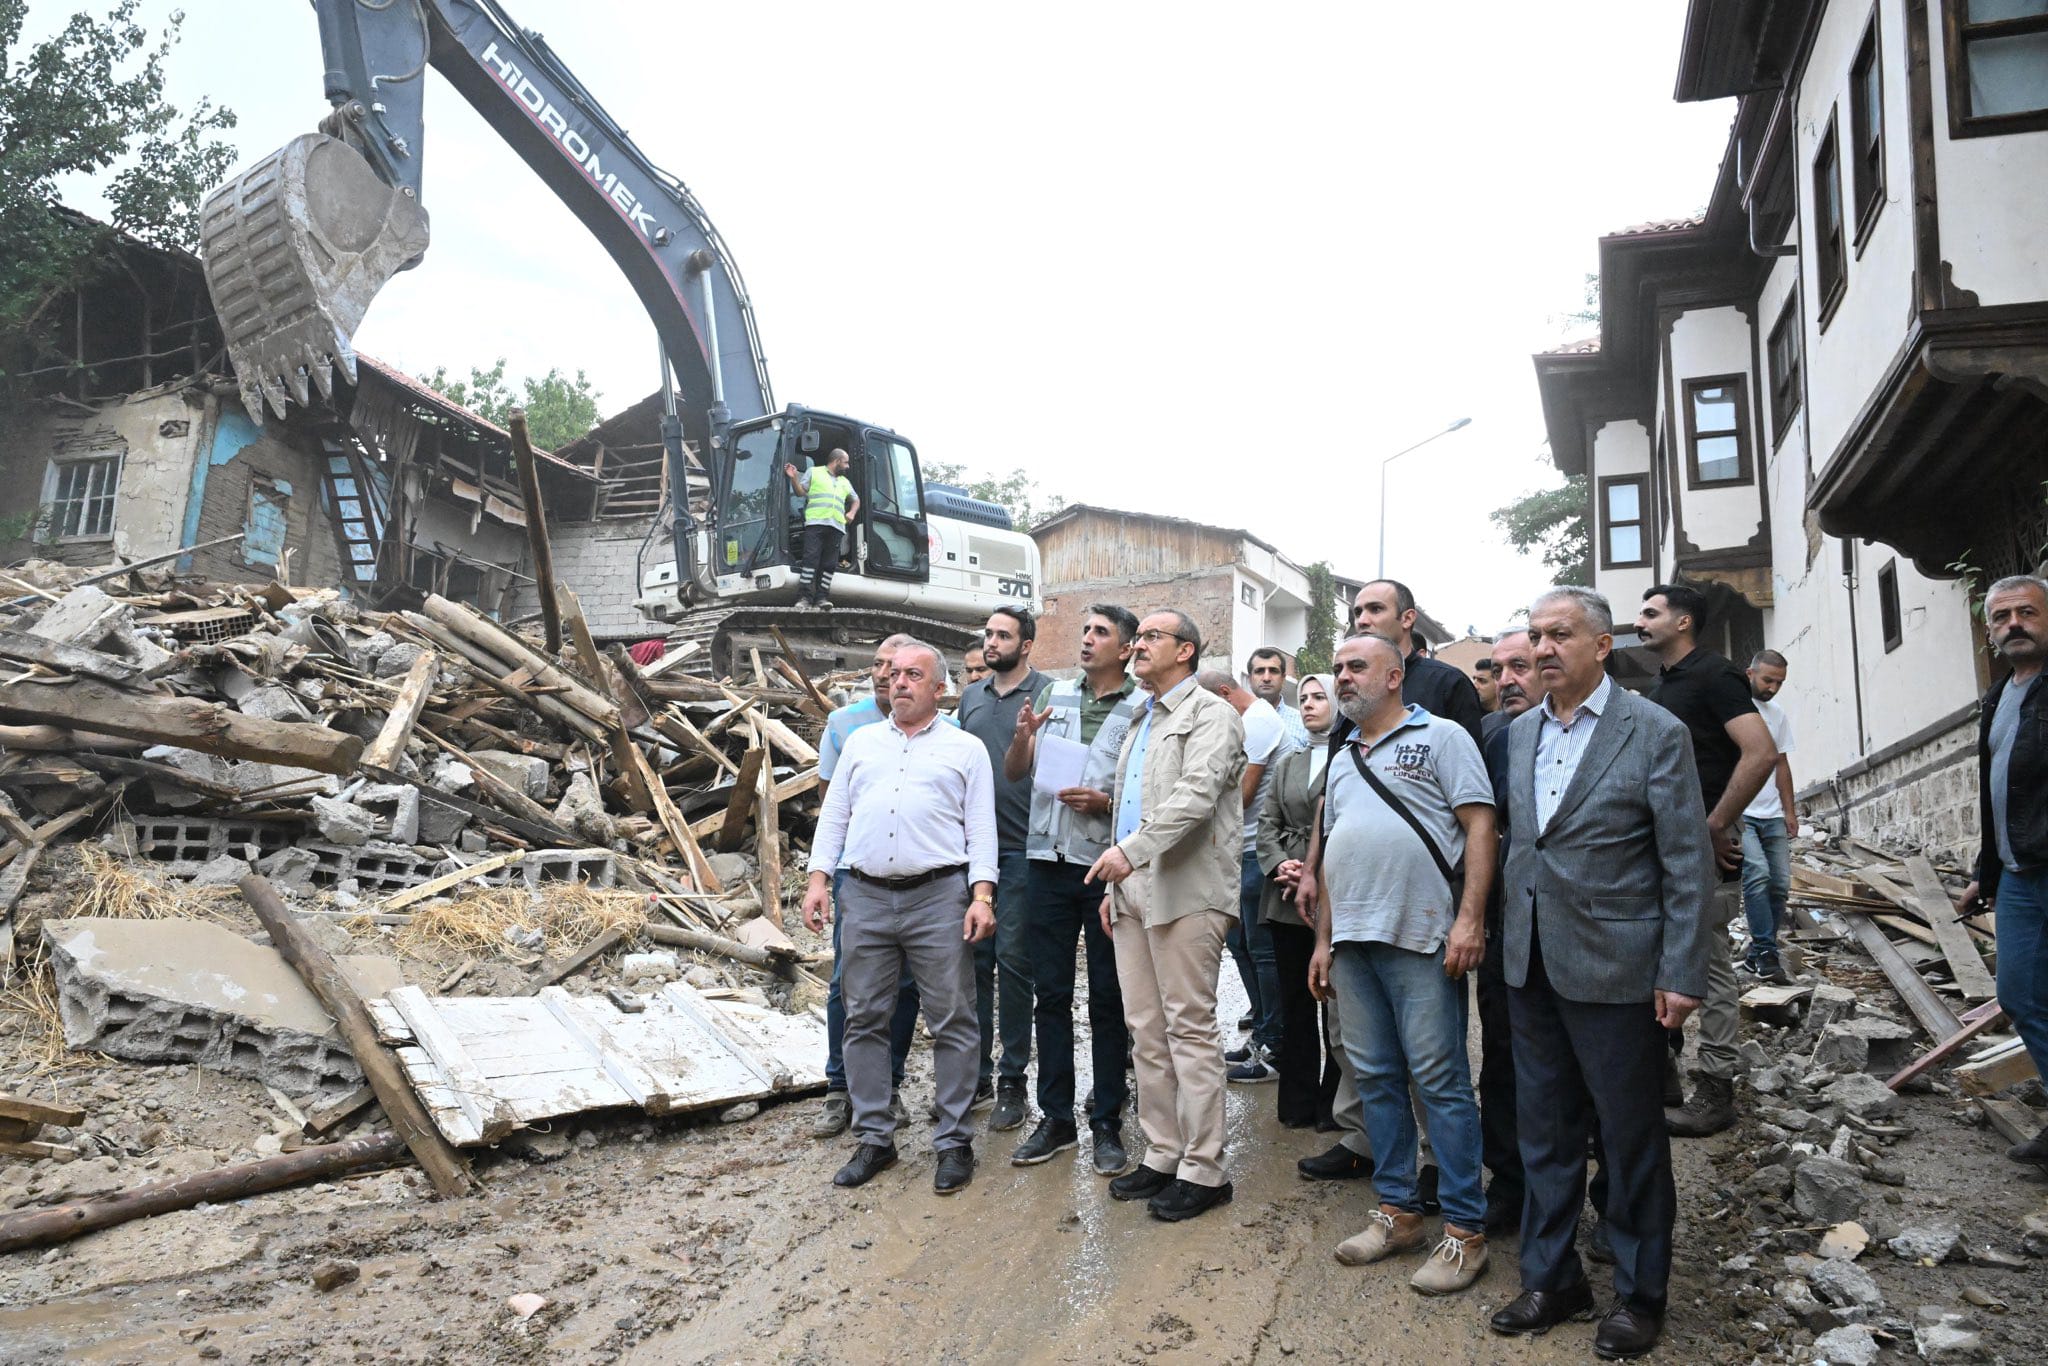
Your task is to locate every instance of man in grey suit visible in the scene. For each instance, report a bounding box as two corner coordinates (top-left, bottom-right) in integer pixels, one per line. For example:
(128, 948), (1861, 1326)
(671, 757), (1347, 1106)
(1486, 587), (1715, 1362)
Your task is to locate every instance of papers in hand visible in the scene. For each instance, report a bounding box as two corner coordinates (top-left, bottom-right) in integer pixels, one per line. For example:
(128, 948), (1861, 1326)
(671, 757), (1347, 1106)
(1032, 734), (1090, 797)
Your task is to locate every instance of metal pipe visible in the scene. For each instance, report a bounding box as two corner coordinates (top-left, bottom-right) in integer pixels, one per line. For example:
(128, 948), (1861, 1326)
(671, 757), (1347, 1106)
(1377, 418), (1472, 578)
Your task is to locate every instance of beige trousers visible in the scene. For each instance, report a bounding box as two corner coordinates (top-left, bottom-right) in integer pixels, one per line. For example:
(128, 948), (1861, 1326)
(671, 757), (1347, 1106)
(1114, 907), (1234, 1186)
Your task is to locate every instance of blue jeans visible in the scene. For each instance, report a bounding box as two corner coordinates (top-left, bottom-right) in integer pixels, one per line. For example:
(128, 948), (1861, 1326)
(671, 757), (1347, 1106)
(825, 870), (919, 1091)
(1995, 867), (2048, 1088)
(1226, 852), (1283, 1050)
(976, 850), (1034, 1087)
(1330, 939), (1487, 1231)
(1741, 817), (1790, 962)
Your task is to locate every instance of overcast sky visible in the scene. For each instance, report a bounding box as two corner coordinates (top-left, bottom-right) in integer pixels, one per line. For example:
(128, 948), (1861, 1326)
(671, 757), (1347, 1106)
(52, 0), (1734, 635)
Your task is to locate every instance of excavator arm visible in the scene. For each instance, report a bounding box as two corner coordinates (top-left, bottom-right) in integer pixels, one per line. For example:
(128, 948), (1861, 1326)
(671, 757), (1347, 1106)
(200, 0), (774, 466)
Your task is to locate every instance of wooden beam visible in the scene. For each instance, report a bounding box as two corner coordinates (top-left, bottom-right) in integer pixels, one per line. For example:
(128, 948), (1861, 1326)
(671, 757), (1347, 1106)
(621, 739), (719, 893)
(715, 748), (766, 852)
(359, 650), (440, 773)
(555, 586), (617, 706)
(768, 627), (835, 720)
(0, 1131), (406, 1255)
(1978, 1097), (2046, 1147)
(0, 1094), (85, 1128)
(416, 596), (618, 730)
(380, 851), (522, 912)
(72, 752), (240, 800)
(399, 614), (604, 741)
(638, 641), (700, 679)
(753, 716), (783, 928)
(1957, 1038), (2039, 1096)
(526, 924), (629, 993)
(507, 410), (563, 653)
(1839, 910), (1964, 1041)
(1904, 855), (1997, 1001)
(641, 922), (793, 972)
(0, 794), (38, 848)
(653, 708), (740, 777)
(718, 684), (818, 765)
(0, 678), (363, 774)
(236, 875), (473, 1197)
(1885, 1001), (2005, 1090)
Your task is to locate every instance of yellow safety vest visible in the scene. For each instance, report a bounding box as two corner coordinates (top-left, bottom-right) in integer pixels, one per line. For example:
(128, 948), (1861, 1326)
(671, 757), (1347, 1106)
(803, 467), (854, 527)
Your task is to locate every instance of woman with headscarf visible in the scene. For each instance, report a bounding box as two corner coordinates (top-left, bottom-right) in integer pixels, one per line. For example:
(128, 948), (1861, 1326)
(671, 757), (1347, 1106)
(1256, 672), (1337, 1129)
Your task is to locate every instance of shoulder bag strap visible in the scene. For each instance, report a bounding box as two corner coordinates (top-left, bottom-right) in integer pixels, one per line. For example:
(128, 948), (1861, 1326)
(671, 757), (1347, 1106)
(1347, 744), (1461, 891)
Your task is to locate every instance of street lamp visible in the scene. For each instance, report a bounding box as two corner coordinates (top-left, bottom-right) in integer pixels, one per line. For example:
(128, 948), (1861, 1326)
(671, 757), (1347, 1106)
(1377, 417), (1473, 578)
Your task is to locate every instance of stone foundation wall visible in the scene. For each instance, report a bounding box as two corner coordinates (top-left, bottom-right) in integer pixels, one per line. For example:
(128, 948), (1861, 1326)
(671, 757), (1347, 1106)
(1802, 711), (1979, 865)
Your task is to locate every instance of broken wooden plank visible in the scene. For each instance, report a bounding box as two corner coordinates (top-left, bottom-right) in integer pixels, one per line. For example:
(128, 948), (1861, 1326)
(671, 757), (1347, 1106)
(380, 851), (522, 913)
(410, 781), (575, 850)
(0, 1139), (72, 1161)
(237, 875), (474, 1197)
(400, 615), (606, 742)
(637, 641), (699, 679)
(1838, 910), (1964, 1042)
(1904, 855), (1998, 1002)
(715, 748), (767, 852)
(753, 716), (784, 928)
(527, 925), (629, 993)
(301, 1085), (377, 1138)
(1791, 864), (1863, 899)
(1957, 1038), (2040, 1096)
(642, 922), (797, 972)
(768, 627), (835, 719)
(1978, 1097), (2046, 1147)
(719, 684), (818, 765)
(653, 708), (741, 778)
(1885, 1002), (2006, 1091)
(0, 629), (148, 687)
(618, 738), (720, 893)
(419, 595), (617, 730)
(385, 985), (518, 1144)
(0, 1131), (406, 1255)
(0, 794), (38, 849)
(0, 1094), (85, 1129)
(0, 678), (363, 774)
(508, 411), (563, 654)
(358, 650), (440, 773)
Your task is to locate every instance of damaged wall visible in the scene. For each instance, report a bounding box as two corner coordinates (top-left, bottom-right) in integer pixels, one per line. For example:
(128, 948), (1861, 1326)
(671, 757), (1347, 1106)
(509, 516), (663, 642)
(1811, 713), (1981, 866)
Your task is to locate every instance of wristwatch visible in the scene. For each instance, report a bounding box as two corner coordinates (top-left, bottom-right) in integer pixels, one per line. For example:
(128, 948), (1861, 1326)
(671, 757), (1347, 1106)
(972, 892), (995, 907)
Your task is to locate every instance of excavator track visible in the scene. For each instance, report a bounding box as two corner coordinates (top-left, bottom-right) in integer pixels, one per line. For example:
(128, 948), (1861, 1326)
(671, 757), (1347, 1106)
(665, 606), (982, 683)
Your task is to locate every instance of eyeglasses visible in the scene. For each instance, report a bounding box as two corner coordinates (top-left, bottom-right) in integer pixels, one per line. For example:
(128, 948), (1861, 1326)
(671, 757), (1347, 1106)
(1136, 629), (1190, 646)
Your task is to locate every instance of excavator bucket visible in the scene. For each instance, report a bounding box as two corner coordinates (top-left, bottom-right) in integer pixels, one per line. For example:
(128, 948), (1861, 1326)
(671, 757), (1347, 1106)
(199, 133), (430, 421)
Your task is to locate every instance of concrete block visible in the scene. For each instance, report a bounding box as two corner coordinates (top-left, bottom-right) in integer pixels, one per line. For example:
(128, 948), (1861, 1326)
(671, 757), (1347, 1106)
(311, 796), (376, 847)
(229, 760), (341, 799)
(29, 585), (171, 669)
(470, 750), (549, 800)
(258, 846), (321, 894)
(140, 745), (234, 811)
(371, 641), (425, 679)
(417, 796), (471, 845)
(1793, 1156), (1866, 1225)
(352, 783), (420, 846)
(1821, 1072), (1901, 1119)
(40, 917), (405, 1092)
(188, 854), (251, 887)
(237, 687), (309, 722)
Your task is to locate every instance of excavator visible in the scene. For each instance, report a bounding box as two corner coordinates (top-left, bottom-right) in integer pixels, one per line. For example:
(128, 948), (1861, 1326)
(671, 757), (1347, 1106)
(197, 0), (1038, 678)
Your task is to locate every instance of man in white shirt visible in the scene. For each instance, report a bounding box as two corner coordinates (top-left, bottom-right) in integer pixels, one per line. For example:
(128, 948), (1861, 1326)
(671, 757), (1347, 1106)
(1740, 650), (1798, 986)
(803, 641), (997, 1196)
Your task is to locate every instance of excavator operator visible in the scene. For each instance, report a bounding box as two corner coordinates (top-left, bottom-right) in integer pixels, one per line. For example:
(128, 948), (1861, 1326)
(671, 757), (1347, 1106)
(784, 448), (860, 610)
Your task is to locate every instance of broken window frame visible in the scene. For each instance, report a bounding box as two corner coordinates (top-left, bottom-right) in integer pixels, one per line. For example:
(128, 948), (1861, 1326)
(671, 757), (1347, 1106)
(42, 452), (123, 542)
(243, 475), (292, 570)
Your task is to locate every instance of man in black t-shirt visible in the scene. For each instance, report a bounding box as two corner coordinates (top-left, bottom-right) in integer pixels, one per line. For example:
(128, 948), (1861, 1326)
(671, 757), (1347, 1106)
(1636, 585), (1776, 1138)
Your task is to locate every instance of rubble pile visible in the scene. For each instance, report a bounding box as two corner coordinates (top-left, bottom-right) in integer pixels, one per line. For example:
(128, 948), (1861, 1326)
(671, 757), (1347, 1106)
(1682, 829), (2045, 1363)
(0, 560), (856, 1224)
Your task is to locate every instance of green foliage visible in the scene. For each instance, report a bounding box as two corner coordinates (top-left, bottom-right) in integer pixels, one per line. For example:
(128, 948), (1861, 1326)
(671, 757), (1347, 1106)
(922, 461), (1064, 531)
(1297, 561), (1342, 675)
(0, 1), (237, 337)
(419, 358), (602, 453)
(1491, 474), (1591, 586)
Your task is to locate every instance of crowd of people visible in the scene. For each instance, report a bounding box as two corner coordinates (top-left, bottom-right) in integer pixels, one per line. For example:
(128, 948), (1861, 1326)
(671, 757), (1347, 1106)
(794, 572), (2048, 1361)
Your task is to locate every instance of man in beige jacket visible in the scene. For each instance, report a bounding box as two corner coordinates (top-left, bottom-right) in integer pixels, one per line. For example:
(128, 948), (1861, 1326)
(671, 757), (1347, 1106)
(1087, 608), (1247, 1222)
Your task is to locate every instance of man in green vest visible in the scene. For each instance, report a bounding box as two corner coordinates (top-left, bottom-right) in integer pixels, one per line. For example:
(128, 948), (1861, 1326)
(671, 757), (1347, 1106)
(784, 447), (859, 609)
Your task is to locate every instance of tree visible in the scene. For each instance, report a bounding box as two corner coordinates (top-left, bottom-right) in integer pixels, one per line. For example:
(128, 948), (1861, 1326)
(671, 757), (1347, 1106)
(1491, 474), (1591, 586)
(0, 1), (236, 340)
(418, 358), (601, 452)
(921, 461), (1064, 530)
(1296, 561), (1343, 675)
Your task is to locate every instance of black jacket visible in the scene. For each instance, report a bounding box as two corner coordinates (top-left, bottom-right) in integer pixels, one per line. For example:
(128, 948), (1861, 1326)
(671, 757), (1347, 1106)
(1976, 673), (2048, 896)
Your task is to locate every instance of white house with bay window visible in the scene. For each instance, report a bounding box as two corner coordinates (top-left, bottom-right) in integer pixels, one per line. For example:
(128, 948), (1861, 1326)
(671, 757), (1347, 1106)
(1535, 0), (2048, 861)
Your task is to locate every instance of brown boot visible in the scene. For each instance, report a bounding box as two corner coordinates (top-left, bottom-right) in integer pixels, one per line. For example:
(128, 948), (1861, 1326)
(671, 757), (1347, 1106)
(1665, 1072), (1737, 1138)
(1410, 1224), (1490, 1295)
(1335, 1204), (1430, 1265)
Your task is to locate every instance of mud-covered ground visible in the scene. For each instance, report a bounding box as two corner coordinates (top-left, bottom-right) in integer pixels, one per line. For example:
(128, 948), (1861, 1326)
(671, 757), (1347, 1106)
(4, 948), (2046, 1363)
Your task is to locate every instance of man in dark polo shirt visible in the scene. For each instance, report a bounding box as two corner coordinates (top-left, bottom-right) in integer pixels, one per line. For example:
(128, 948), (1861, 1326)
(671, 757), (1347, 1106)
(956, 605), (1052, 1131)
(1635, 584), (1776, 1138)
(1350, 579), (1485, 746)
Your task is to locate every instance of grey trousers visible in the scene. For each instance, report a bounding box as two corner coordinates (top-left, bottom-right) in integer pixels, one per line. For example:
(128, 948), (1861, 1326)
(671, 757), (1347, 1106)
(1693, 881), (1745, 1081)
(840, 870), (979, 1150)
(1325, 988), (1370, 1157)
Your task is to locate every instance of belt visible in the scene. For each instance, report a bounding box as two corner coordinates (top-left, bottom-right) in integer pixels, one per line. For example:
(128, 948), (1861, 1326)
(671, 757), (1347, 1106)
(847, 863), (967, 891)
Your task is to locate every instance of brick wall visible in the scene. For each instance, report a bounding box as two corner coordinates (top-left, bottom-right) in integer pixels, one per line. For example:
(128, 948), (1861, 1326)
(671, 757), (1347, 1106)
(508, 516), (664, 642)
(1035, 568), (1237, 674)
(184, 430), (340, 589)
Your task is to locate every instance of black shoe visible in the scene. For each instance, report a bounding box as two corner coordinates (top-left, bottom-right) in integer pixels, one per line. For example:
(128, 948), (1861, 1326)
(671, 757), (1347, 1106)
(1661, 1052), (1683, 1109)
(1083, 1086), (1095, 1112)
(1148, 1178), (1233, 1222)
(990, 1079), (1029, 1132)
(1489, 1283), (1596, 1337)
(1483, 1188), (1523, 1234)
(1223, 1043), (1254, 1065)
(1011, 1118), (1079, 1166)
(2007, 1122), (2048, 1167)
(1237, 1012), (1254, 1032)
(1091, 1127), (1130, 1176)
(1315, 1113), (1340, 1134)
(934, 1146), (975, 1195)
(832, 1142), (898, 1188)
(1297, 1143), (1373, 1181)
(1418, 1162), (1441, 1215)
(1665, 1073), (1736, 1138)
(1586, 1215), (1616, 1265)
(1278, 1112), (1318, 1130)
(1108, 1164), (1175, 1202)
(1594, 1300), (1664, 1360)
